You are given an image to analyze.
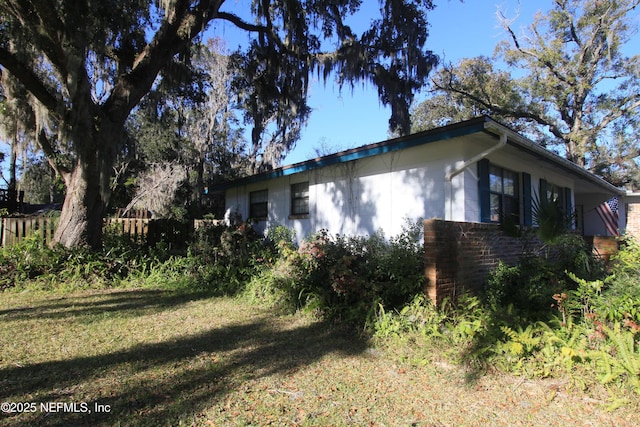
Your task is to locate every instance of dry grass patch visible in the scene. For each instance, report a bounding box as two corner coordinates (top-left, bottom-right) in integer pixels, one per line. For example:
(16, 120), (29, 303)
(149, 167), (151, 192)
(0, 288), (638, 426)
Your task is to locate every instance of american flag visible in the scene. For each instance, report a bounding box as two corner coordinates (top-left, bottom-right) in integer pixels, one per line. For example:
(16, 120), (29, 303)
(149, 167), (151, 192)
(595, 197), (619, 236)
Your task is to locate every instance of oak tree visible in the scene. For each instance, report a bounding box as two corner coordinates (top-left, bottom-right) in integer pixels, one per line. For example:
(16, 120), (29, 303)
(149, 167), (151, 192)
(413, 0), (640, 187)
(0, 0), (438, 248)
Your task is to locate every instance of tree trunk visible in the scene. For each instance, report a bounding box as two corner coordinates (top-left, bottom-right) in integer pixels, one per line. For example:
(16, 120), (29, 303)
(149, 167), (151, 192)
(53, 159), (106, 249)
(192, 153), (205, 218)
(52, 122), (118, 250)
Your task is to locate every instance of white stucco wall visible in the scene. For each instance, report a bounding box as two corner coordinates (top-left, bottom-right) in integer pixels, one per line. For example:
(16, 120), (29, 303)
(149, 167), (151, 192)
(226, 138), (468, 242)
(224, 131), (617, 243)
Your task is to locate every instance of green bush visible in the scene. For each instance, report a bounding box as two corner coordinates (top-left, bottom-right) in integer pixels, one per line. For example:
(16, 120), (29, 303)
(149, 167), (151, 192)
(244, 221), (425, 325)
(372, 232), (640, 396)
(0, 230), (153, 291)
(265, 224), (297, 252)
(0, 233), (60, 289)
(243, 263), (300, 313)
(484, 233), (605, 319)
(603, 237), (640, 323)
(563, 237), (640, 326)
(185, 220), (274, 294)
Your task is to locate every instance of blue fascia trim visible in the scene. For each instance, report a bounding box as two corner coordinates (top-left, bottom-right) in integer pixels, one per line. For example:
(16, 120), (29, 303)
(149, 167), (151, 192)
(503, 137), (624, 196)
(214, 118), (488, 191)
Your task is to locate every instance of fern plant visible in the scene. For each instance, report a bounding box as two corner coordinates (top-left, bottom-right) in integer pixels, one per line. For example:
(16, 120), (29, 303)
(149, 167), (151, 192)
(494, 324), (543, 363)
(372, 294), (445, 339)
(538, 317), (588, 370)
(588, 324), (640, 393)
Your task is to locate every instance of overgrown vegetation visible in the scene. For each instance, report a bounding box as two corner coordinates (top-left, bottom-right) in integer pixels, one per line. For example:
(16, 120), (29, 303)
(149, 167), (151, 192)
(373, 234), (640, 402)
(1, 219), (425, 324)
(244, 221), (425, 324)
(0, 222), (268, 294)
(1, 220), (639, 405)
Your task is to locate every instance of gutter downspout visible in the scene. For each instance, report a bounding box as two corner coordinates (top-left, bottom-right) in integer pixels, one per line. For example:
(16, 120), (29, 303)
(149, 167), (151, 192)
(445, 127), (508, 221)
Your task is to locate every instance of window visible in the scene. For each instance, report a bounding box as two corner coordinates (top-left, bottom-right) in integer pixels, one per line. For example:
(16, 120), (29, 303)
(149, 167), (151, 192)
(249, 190), (268, 219)
(487, 164), (519, 223)
(489, 165), (519, 223)
(540, 179), (573, 226)
(290, 182), (309, 216)
(543, 181), (564, 205)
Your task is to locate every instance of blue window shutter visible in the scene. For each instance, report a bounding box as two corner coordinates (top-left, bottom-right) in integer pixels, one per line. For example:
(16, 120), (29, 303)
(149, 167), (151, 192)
(478, 159), (491, 222)
(564, 187), (573, 227)
(564, 187), (572, 212)
(522, 173), (532, 226)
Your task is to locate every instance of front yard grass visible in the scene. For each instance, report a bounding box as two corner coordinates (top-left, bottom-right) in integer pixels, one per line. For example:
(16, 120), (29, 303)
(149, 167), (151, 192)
(1, 288), (638, 426)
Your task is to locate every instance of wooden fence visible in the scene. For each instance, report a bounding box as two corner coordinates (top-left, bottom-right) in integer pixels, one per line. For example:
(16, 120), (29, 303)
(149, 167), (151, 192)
(106, 218), (150, 244)
(0, 216), (225, 248)
(1, 216), (57, 247)
(106, 218), (224, 246)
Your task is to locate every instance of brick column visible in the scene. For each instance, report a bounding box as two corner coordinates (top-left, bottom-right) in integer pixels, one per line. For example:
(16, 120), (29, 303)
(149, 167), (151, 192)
(423, 219), (458, 305)
(626, 202), (640, 240)
(423, 219), (531, 306)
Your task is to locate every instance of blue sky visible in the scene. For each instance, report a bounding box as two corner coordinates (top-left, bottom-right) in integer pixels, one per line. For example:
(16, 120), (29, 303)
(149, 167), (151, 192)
(279, 0), (546, 163)
(208, 1), (550, 164)
(2, 1), (636, 178)
(208, 0), (640, 165)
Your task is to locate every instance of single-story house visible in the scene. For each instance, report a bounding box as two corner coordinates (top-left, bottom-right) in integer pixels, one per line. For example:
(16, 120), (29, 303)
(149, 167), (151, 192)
(217, 116), (624, 243)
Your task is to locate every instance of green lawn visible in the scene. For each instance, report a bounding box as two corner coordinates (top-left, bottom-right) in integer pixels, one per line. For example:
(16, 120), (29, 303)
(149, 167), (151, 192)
(0, 288), (637, 426)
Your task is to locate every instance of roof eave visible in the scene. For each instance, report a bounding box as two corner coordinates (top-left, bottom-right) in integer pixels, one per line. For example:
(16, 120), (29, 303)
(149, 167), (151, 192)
(483, 120), (623, 197)
(214, 116), (622, 197)
(214, 116), (489, 190)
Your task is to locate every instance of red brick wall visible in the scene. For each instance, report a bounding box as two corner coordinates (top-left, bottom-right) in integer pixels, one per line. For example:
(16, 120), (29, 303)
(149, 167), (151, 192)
(423, 219), (618, 306)
(626, 202), (640, 240)
(583, 235), (619, 265)
(423, 219), (528, 305)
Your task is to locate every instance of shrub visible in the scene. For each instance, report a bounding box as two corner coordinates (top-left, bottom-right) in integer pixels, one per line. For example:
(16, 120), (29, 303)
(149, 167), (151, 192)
(244, 221), (425, 326)
(484, 233), (605, 319)
(0, 233), (61, 289)
(265, 224), (297, 252)
(373, 294), (445, 339)
(564, 237), (640, 326)
(604, 237), (640, 323)
(243, 262), (300, 313)
(370, 232), (640, 396)
(0, 230), (155, 291)
(186, 220), (273, 294)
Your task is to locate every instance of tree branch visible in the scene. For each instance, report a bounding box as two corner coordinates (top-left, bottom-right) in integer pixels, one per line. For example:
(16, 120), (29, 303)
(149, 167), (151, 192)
(500, 10), (572, 88)
(562, 2), (583, 48)
(104, 0), (220, 123)
(3, 0), (71, 81)
(594, 97), (640, 133)
(0, 47), (62, 118)
(217, 11), (269, 33)
(433, 75), (567, 142)
(37, 129), (71, 178)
